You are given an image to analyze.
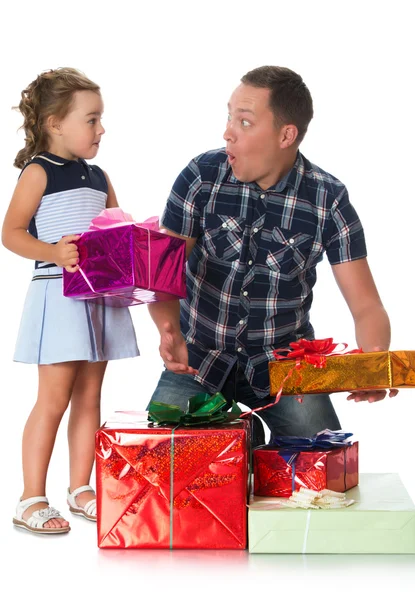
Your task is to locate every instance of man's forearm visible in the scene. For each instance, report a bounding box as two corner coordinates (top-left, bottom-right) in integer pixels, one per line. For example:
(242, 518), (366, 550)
(354, 305), (391, 351)
(148, 300), (181, 334)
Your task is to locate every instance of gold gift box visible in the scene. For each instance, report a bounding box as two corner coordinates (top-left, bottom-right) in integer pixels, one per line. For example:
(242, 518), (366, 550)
(269, 351), (415, 395)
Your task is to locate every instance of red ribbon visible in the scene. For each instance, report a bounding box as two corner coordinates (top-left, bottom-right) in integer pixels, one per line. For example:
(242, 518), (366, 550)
(273, 337), (362, 368)
(240, 338), (362, 417)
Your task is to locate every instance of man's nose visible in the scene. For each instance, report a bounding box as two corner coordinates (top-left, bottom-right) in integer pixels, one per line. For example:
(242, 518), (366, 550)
(223, 120), (236, 143)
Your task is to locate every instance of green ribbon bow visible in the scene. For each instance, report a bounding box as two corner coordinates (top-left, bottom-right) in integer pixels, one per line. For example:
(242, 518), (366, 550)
(148, 392), (241, 426)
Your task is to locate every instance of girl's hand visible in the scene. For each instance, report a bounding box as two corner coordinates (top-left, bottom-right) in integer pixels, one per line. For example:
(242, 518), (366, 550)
(53, 235), (80, 272)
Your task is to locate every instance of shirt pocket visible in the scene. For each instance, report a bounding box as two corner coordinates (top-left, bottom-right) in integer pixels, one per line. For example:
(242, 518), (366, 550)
(266, 227), (314, 280)
(203, 214), (245, 262)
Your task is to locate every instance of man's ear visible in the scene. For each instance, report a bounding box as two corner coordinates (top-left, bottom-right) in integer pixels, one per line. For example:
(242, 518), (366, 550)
(46, 115), (62, 136)
(280, 124), (299, 149)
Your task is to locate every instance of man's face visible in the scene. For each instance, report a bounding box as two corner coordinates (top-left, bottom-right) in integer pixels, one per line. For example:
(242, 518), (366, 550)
(223, 84), (284, 190)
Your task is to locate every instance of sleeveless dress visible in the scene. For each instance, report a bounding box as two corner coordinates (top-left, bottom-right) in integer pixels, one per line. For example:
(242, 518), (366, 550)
(13, 151), (139, 364)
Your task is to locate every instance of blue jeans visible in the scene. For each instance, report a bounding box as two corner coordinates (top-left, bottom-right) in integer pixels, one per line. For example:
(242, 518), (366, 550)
(150, 364), (341, 442)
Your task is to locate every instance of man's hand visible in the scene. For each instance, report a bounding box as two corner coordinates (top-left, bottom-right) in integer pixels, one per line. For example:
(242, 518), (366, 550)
(346, 388), (399, 403)
(346, 346), (399, 403)
(53, 235), (80, 272)
(331, 264), (399, 405)
(159, 322), (198, 375)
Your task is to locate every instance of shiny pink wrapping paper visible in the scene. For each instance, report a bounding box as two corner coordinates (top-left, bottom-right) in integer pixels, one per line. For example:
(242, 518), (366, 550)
(63, 224), (186, 307)
(96, 412), (250, 549)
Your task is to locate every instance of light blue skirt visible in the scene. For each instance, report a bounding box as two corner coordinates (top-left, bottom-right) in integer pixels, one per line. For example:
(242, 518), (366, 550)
(14, 267), (139, 364)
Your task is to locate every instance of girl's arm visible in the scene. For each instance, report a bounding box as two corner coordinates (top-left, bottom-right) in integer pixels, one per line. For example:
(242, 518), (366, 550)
(103, 171), (118, 208)
(2, 164), (80, 271)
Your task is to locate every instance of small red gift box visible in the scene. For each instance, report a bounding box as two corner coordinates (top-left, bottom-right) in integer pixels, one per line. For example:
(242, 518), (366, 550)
(253, 442), (358, 497)
(96, 411), (250, 549)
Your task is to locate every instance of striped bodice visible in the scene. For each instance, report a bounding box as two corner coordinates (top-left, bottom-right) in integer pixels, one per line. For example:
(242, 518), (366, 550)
(25, 152), (108, 267)
(33, 186), (107, 243)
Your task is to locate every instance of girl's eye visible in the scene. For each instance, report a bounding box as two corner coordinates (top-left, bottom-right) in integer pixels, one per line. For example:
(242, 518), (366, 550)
(227, 113), (231, 122)
(89, 119), (96, 125)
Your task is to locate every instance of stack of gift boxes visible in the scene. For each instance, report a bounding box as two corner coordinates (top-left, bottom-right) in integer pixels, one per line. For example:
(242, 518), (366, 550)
(249, 347), (415, 553)
(64, 211), (415, 553)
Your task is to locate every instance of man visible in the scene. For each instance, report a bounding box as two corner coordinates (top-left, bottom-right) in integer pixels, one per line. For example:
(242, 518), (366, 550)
(148, 66), (397, 443)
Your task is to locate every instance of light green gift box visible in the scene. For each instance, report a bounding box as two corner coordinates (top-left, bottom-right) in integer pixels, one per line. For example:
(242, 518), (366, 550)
(248, 473), (415, 554)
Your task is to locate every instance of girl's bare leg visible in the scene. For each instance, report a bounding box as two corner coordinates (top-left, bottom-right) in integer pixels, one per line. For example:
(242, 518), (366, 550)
(21, 361), (80, 528)
(67, 360), (107, 507)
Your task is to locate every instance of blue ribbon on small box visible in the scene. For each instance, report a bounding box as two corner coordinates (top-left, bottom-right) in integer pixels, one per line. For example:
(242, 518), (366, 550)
(270, 429), (353, 451)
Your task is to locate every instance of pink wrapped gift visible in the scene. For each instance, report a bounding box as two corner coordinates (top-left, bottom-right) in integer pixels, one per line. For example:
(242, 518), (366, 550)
(63, 209), (186, 307)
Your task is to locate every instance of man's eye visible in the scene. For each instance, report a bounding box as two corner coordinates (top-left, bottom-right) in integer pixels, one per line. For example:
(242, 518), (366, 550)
(241, 119), (250, 127)
(89, 119), (96, 125)
(227, 113), (231, 122)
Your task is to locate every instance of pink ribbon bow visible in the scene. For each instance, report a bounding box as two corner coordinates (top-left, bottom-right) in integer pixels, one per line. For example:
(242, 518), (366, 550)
(88, 207), (159, 231)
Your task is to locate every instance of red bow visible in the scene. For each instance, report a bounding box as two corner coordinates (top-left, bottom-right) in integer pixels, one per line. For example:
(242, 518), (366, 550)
(273, 338), (362, 369)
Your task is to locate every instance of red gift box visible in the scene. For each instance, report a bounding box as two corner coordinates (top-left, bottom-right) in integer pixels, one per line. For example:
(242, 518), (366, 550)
(96, 412), (250, 549)
(253, 442), (358, 497)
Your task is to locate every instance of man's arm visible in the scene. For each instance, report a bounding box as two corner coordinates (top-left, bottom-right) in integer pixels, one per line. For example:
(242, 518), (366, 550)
(332, 258), (390, 350)
(148, 229), (198, 374)
(331, 258), (398, 402)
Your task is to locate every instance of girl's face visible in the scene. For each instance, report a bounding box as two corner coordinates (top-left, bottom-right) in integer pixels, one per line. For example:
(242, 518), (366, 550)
(49, 90), (105, 160)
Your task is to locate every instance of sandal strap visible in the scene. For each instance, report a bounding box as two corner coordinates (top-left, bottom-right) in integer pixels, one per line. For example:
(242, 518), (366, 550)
(83, 499), (97, 516)
(16, 496), (48, 519)
(67, 485), (95, 509)
(27, 507), (64, 529)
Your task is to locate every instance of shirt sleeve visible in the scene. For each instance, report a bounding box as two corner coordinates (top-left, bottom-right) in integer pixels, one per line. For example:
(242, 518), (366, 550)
(324, 187), (367, 265)
(160, 159), (202, 238)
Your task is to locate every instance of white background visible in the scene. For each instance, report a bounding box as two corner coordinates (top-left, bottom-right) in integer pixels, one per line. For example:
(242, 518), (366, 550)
(1, 0), (414, 597)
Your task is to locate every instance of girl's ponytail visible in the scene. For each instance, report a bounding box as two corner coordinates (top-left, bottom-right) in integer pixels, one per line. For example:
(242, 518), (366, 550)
(13, 76), (46, 169)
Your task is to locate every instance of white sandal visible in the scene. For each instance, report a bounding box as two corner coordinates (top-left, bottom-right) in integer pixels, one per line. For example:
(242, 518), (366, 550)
(13, 496), (70, 534)
(67, 485), (97, 521)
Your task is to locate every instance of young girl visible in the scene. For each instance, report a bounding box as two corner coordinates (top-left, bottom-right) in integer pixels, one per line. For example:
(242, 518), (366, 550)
(2, 68), (139, 534)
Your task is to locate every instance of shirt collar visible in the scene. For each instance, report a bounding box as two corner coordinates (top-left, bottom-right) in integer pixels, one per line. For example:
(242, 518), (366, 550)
(37, 151), (85, 166)
(282, 151), (304, 193)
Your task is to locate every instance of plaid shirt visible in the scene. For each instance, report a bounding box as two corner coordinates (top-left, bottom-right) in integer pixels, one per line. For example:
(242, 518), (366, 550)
(161, 149), (367, 398)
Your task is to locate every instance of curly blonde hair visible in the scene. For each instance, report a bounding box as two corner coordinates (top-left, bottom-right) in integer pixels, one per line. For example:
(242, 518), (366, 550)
(14, 67), (100, 169)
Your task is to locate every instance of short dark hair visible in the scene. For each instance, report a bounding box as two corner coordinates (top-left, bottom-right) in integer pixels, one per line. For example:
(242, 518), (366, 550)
(241, 66), (313, 144)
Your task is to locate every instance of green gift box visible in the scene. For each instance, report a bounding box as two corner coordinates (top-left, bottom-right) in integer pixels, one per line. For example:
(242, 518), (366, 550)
(248, 473), (415, 554)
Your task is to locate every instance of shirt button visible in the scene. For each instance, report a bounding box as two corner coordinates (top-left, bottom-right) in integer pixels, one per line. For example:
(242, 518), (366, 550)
(288, 238), (295, 244)
(222, 223), (228, 228)
(253, 227), (259, 233)
(239, 319), (245, 325)
(248, 260), (253, 266)
(260, 194), (265, 199)
(81, 175), (86, 180)
(237, 347), (243, 352)
(243, 291), (248, 296)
